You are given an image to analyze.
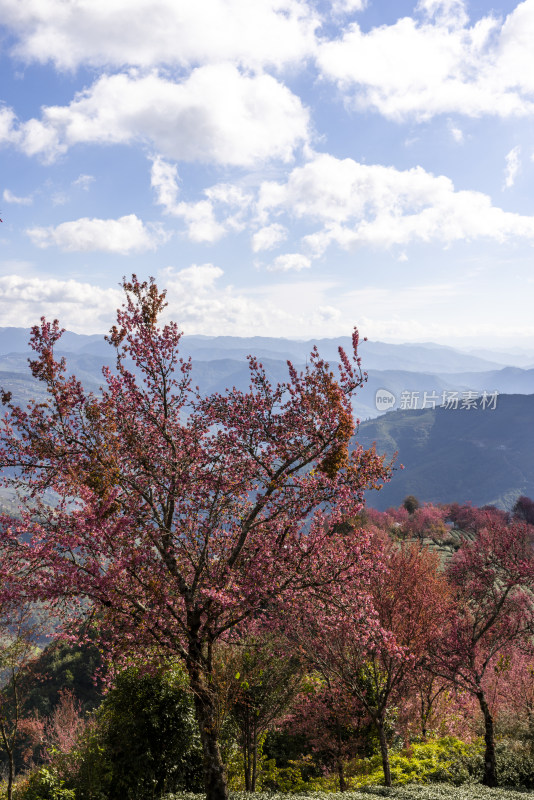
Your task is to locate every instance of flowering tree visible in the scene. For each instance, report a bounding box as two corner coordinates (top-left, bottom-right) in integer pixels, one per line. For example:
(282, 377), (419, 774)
(288, 678), (368, 791)
(401, 504), (449, 543)
(0, 276), (390, 800)
(490, 648), (534, 739)
(430, 516), (534, 787)
(513, 495), (534, 526)
(447, 502), (510, 533)
(287, 536), (449, 786)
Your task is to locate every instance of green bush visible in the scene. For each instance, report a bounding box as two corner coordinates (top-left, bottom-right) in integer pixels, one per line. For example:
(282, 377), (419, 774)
(494, 740), (534, 789)
(16, 766), (75, 800)
(99, 664), (204, 800)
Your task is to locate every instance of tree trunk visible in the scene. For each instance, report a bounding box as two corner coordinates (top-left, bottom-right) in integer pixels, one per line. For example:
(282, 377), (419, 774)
(192, 688), (228, 800)
(243, 712), (251, 791)
(6, 746), (14, 800)
(420, 693), (428, 740)
(335, 725), (347, 791)
(187, 647), (228, 800)
(376, 719), (392, 787)
(251, 725), (258, 792)
(1, 721), (14, 800)
(477, 691), (497, 787)
(336, 755), (347, 791)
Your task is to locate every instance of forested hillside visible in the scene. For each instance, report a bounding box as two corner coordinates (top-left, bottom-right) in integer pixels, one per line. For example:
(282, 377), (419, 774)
(358, 394), (534, 510)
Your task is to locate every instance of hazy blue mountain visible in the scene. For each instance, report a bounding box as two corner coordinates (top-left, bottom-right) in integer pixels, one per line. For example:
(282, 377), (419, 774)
(357, 394), (534, 511)
(0, 328), (505, 373)
(0, 326), (532, 519)
(0, 328), (533, 421)
(178, 336), (505, 373)
(464, 347), (534, 368)
(438, 367), (534, 394)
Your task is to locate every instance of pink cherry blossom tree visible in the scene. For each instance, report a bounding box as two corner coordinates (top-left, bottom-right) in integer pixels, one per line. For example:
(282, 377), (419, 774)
(0, 276), (390, 800)
(429, 515), (534, 787)
(284, 535), (449, 786)
(288, 678), (368, 791)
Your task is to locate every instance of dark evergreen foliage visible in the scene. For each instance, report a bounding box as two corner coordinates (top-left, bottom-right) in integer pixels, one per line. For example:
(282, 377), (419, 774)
(100, 667), (204, 799)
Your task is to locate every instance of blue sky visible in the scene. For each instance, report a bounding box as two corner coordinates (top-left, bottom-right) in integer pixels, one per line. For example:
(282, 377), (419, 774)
(0, 0), (533, 348)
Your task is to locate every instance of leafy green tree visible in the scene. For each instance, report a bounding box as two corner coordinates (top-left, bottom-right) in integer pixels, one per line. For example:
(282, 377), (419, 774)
(402, 495), (420, 514)
(100, 665), (203, 799)
(23, 637), (103, 719)
(0, 605), (41, 800)
(223, 638), (302, 791)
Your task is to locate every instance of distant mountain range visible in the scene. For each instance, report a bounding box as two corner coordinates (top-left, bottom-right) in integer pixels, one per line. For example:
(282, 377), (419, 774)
(0, 326), (525, 370)
(0, 327), (533, 422)
(357, 394), (534, 511)
(0, 328), (531, 514)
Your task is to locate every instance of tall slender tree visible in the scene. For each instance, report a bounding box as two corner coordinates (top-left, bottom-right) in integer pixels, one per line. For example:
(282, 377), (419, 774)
(0, 603), (41, 800)
(430, 516), (534, 787)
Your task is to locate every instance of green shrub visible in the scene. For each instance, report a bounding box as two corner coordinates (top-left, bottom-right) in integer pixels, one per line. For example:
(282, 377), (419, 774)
(99, 664), (204, 800)
(304, 737), (483, 789)
(15, 766), (75, 800)
(494, 740), (534, 789)
(65, 716), (112, 800)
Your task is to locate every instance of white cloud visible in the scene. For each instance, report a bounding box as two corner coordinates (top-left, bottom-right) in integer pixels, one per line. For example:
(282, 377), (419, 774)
(504, 145), (521, 189)
(51, 191), (68, 206)
(0, 67), (309, 167)
(258, 152), (534, 252)
(267, 253), (311, 271)
(0, 268), (284, 337)
(331, 0), (367, 14)
(448, 120), (464, 143)
(3, 188), (32, 205)
(252, 223), (288, 252)
(0, 266), (530, 344)
(151, 156), (180, 210)
(26, 214), (166, 253)
(416, 0), (468, 27)
(172, 201), (227, 243)
(205, 183), (251, 209)
(317, 1), (534, 120)
(0, 107), (19, 145)
(162, 263), (224, 292)
(315, 304), (342, 323)
(0, 275), (122, 332)
(72, 174), (95, 190)
(160, 264), (292, 334)
(151, 157), (253, 241)
(0, 0), (318, 72)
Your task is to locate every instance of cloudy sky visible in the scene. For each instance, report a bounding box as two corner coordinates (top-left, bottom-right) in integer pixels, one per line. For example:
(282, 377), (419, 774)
(0, 0), (533, 347)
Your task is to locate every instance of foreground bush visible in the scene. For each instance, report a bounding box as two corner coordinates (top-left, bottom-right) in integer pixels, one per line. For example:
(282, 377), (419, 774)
(100, 666), (204, 799)
(163, 787), (534, 800)
(223, 737), (534, 792)
(12, 665), (204, 800)
(349, 738), (483, 787)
